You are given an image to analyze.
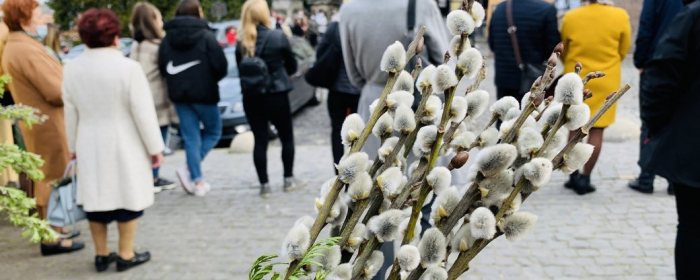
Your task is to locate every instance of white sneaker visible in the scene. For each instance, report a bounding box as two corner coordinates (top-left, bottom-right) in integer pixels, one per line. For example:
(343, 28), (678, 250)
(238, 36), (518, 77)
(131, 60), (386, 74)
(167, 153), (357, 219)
(176, 167), (194, 195)
(194, 182), (211, 197)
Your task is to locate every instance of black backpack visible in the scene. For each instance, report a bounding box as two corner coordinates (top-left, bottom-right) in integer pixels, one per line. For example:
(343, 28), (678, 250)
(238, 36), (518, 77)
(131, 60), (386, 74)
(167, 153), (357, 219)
(239, 32), (271, 95)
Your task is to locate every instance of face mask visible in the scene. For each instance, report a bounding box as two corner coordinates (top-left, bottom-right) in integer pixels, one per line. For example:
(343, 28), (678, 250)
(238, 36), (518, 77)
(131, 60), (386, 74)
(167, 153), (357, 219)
(36, 25), (48, 38)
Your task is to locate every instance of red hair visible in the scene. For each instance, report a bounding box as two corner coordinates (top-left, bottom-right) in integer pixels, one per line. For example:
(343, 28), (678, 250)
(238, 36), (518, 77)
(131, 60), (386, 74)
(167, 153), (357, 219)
(1, 0), (39, 32)
(77, 9), (121, 48)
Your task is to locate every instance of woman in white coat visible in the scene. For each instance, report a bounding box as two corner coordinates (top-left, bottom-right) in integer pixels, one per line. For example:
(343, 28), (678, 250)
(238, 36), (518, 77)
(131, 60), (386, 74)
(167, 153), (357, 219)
(63, 9), (164, 272)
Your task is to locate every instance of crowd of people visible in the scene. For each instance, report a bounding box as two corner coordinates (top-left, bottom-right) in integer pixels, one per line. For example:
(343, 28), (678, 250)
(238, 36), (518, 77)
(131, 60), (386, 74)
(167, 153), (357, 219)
(0, 0), (698, 278)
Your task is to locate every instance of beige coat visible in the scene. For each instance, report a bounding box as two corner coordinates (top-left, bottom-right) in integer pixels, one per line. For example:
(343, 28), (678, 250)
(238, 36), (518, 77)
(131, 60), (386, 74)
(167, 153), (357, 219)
(63, 48), (164, 212)
(0, 32), (70, 207)
(130, 40), (177, 126)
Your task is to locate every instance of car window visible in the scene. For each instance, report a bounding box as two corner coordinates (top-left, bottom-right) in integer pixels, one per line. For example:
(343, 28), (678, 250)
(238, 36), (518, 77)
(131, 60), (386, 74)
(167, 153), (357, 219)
(225, 51), (239, 77)
(290, 37), (314, 63)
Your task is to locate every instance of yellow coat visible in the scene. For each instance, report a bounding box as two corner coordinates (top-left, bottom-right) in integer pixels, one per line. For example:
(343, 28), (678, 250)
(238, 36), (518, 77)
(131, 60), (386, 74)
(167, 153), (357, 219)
(561, 4), (631, 128)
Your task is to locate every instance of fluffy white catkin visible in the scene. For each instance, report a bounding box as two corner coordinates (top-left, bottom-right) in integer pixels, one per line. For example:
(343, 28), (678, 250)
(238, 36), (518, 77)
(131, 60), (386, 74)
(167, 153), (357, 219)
(369, 99), (379, 113)
(377, 167), (406, 198)
(346, 223), (368, 252)
(446, 10), (475, 36)
(431, 65), (459, 93)
(491, 96), (520, 120)
(517, 127), (544, 158)
(465, 90), (490, 121)
(282, 224), (310, 260)
(340, 114), (365, 145)
(562, 143), (595, 173)
(470, 207), (496, 239)
(539, 102), (562, 127)
(394, 105), (417, 134)
(523, 158), (553, 187)
(418, 228), (447, 267)
(504, 107), (521, 121)
(564, 103), (591, 130)
(378, 137), (400, 162)
(422, 95), (443, 123)
(500, 212), (538, 241)
(348, 172), (373, 201)
(420, 266), (448, 280)
(326, 263), (352, 280)
(387, 90), (415, 110)
(368, 209), (406, 242)
(414, 125), (438, 157)
(417, 65), (436, 90)
(431, 187), (461, 224)
(397, 245), (421, 271)
(294, 215), (315, 230)
(452, 131), (476, 151)
(364, 250), (384, 279)
(452, 224), (476, 252)
(475, 144), (518, 177)
(554, 73), (584, 105)
(449, 35), (470, 57)
(470, 1), (486, 27)
(373, 113), (394, 138)
(393, 71), (415, 93)
(427, 167), (452, 195)
(457, 48), (483, 79)
(477, 127), (499, 148)
(312, 245), (342, 272)
(380, 41), (406, 73)
(450, 96), (468, 123)
(336, 152), (369, 183)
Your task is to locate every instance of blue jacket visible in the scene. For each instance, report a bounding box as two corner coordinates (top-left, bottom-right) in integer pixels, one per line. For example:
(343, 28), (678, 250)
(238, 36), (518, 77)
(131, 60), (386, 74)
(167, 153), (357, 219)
(488, 0), (560, 90)
(633, 0), (683, 69)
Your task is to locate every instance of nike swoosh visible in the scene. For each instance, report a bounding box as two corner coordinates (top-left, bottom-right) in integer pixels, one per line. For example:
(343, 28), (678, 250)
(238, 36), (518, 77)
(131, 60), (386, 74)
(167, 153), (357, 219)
(166, 60), (202, 75)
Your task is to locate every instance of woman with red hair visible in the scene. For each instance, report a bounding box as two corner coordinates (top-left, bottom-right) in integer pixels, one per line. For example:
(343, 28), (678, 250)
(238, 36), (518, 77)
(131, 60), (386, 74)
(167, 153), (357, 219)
(0, 0), (84, 256)
(63, 9), (164, 272)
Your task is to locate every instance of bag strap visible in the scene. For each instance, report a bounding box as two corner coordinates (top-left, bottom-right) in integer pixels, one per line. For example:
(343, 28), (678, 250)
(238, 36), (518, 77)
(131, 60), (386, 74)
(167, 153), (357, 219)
(506, 0), (524, 69)
(62, 160), (76, 179)
(407, 0), (417, 32)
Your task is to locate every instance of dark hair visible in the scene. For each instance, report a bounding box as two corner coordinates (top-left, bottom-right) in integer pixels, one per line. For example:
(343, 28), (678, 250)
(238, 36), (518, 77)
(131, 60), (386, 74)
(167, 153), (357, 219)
(176, 0), (202, 18)
(78, 9), (121, 48)
(226, 26), (235, 32)
(131, 2), (162, 42)
(1, 0), (39, 32)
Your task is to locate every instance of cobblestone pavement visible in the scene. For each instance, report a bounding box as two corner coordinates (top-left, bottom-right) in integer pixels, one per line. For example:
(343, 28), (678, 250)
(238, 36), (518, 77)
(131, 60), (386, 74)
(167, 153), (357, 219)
(0, 58), (677, 280)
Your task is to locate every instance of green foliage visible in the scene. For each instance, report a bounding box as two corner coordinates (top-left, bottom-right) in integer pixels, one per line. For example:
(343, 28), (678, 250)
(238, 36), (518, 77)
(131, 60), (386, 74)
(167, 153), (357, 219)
(48, 0), (245, 36)
(0, 74), (55, 243)
(249, 237), (341, 280)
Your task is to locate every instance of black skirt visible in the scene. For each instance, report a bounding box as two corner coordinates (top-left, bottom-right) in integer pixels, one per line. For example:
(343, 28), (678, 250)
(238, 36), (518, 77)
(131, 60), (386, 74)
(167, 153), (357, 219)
(86, 209), (143, 224)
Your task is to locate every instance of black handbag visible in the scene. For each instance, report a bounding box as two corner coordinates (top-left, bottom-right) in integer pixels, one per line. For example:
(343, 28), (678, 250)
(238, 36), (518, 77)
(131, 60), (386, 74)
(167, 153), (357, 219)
(305, 23), (342, 89)
(507, 0), (547, 96)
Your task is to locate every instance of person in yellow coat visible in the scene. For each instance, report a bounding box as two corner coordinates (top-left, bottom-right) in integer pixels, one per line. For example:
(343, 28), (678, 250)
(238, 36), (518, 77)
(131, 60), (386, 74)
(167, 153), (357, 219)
(560, 0), (631, 195)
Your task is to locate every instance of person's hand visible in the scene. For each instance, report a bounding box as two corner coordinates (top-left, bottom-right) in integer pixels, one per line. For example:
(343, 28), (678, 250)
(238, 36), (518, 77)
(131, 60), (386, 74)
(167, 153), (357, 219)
(151, 153), (163, 169)
(70, 153), (76, 160)
(638, 68), (643, 74)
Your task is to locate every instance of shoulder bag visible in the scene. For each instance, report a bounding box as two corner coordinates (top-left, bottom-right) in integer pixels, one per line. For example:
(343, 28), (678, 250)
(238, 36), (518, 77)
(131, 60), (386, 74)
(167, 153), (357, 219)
(239, 32), (272, 95)
(305, 23), (342, 89)
(507, 0), (547, 95)
(47, 160), (86, 228)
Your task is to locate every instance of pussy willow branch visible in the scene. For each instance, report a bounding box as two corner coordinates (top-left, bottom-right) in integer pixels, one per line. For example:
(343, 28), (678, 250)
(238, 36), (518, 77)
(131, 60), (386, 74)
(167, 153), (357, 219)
(446, 84), (631, 280)
(466, 58), (488, 94)
(284, 27), (427, 280)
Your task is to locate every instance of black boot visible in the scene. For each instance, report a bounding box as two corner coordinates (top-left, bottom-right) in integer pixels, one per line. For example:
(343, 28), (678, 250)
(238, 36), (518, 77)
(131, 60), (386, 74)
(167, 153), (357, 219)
(668, 183), (675, 196)
(95, 252), (118, 272)
(40, 239), (85, 256)
(573, 174), (596, 195)
(564, 171), (580, 189)
(116, 251), (151, 272)
(628, 171), (654, 194)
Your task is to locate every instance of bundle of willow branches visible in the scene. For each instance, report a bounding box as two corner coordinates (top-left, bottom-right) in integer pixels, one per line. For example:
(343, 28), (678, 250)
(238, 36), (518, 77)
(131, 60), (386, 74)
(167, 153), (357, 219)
(258, 1), (630, 279)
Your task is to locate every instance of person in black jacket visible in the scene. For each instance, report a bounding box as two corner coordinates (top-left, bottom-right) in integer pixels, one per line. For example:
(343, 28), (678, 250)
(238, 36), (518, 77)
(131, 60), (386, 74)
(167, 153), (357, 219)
(488, 0), (559, 101)
(629, 0), (683, 194)
(641, 0), (700, 278)
(158, 0), (227, 197)
(235, 0), (302, 198)
(315, 20), (361, 169)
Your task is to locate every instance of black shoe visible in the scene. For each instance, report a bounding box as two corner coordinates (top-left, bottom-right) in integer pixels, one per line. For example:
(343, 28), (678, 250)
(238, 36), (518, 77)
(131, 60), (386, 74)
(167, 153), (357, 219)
(260, 183), (271, 198)
(40, 239), (85, 256)
(154, 178), (176, 190)
(573, 174), (596, 195)
(628, 179), (654, 194)
(95, 252), (118, 272)
(564, 171), (580, 189)
(116, 251), (151, 272)
(668, 183), (675, 196)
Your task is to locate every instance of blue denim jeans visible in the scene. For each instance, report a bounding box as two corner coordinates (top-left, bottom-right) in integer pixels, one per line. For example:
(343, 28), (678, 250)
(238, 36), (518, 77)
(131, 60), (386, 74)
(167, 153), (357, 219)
(174, 103), (222, 183)
(152, 125), (170, 179)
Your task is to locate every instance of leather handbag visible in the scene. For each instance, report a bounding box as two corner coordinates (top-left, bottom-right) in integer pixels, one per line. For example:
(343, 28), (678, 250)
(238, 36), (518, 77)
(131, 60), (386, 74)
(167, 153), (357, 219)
(47, 160), (86, 228)
(507, 0), (547, 95)
(305, 23), (342, 89)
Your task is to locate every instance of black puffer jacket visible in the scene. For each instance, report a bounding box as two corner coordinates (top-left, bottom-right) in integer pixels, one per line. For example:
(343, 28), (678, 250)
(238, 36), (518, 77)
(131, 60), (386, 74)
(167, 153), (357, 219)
(158, 16), (227, 104)
(641, 0), (700, 187)
(235, 25), (297, 94)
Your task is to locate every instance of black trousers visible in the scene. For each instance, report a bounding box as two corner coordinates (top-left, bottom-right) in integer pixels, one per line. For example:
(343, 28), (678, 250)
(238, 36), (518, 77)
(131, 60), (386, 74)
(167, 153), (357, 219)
(327, 91), (360, 168)
(675, 183), (700, 280)
(496, 87), (526, 103)
(243, 92), (295, 184)
(637, 73), (656, 184)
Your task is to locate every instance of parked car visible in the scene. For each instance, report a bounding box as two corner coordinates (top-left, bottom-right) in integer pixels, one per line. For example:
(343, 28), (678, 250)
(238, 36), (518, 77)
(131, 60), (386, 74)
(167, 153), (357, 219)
(167, 35), (321, 150)
(62, 38), (134, 64)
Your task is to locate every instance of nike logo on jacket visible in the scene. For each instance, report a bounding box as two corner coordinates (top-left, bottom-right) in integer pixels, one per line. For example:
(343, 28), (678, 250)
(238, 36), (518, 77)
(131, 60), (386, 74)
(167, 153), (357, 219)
(166, 60), (201, 75)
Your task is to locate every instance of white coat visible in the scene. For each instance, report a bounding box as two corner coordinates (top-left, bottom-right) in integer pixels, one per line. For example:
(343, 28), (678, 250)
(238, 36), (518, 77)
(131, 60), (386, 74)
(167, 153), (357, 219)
(63, 48), (164, 212)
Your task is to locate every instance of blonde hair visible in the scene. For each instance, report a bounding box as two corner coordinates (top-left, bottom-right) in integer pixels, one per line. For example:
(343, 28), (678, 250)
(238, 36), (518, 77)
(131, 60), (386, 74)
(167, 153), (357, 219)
(240, 0), (271, 57)
(43, 23), (60, 54)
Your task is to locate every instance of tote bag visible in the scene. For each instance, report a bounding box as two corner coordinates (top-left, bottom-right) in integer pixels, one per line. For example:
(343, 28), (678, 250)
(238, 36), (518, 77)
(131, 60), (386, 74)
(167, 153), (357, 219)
(47, 160), (86, 228)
